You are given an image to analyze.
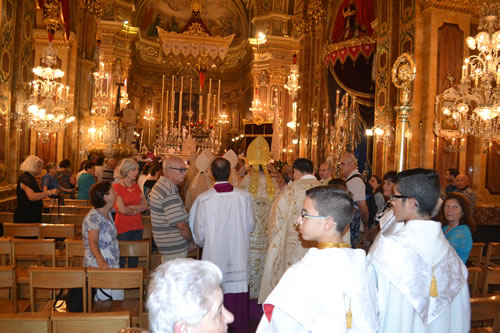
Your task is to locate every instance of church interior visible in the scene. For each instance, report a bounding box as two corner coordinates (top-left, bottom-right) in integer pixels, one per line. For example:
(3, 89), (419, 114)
(0, 0), (499, 331)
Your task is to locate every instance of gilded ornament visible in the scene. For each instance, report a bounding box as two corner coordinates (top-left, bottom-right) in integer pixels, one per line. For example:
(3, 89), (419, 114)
(392, 53), (416, 107)
(420, 0), (480, 14)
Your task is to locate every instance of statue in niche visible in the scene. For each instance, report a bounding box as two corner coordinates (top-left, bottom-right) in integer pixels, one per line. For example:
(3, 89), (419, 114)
(147, 14), (161, 36)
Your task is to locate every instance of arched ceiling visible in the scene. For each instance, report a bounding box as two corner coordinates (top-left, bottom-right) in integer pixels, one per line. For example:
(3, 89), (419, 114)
(133, 0), (249, 47)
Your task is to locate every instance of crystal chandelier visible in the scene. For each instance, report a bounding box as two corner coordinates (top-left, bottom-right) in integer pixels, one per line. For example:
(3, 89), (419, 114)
(249, 87), (264, 125)
(218, 105), (230, 125)
(284, 54), (300, 99)
(441, 3), (500, 148)
(25, 42), (75, 136)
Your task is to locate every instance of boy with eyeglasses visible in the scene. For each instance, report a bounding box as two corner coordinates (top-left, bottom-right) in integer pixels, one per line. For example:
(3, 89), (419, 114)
(368, 168), (470, 332)
(257, 186), (378, 332)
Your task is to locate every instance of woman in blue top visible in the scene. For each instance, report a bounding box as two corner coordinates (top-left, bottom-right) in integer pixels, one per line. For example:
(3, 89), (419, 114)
(440, 192), (475, 264)
(77, 161), (96, 200)
(41, 163), (60, 199)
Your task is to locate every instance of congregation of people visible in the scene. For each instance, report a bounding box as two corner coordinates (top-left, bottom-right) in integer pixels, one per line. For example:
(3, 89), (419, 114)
(12, 135), (480, 333)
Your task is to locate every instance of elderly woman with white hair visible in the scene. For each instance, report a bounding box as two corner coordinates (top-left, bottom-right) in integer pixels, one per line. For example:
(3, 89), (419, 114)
(14, 155), (60, 223)
(112, 158), (148, 268)
(147, 258), (234, 333)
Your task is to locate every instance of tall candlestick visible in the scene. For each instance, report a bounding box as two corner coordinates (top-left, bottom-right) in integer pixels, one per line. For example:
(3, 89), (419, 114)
(178, 76), (184, 133)
(161, 75), (165, 128)
(336, 89), (340, 108)
(206, 79), (212, 128)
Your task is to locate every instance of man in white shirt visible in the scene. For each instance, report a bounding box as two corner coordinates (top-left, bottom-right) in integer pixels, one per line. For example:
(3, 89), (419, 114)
(189, 157), (255, 333)
(368, 168), (470, 333)
(339, 153), (368, 245)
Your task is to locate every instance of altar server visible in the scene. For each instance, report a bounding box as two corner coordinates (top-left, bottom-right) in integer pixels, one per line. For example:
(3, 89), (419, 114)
(368, 168), (470, 332)
(257, 185), (378, 333)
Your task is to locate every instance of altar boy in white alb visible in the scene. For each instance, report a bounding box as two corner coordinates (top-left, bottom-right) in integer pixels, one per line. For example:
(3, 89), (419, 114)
(368, 168), (470, 333)
(257, 186), (378, 333)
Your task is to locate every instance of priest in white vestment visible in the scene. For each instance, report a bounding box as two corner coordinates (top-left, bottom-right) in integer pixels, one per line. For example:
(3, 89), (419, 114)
(189, 157), (255, 333)
(368, 168), (470, 333)
(257, 186), (378, 333)
(239, 136), (278, 318)
(258, 158), (321, 303)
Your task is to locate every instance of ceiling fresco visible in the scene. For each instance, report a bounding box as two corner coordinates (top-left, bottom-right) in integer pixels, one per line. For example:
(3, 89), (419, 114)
(135, 0), (247, 47)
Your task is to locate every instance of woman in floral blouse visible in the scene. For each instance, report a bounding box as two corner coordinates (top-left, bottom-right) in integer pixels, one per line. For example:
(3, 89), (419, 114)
(82, 181), (119, 269)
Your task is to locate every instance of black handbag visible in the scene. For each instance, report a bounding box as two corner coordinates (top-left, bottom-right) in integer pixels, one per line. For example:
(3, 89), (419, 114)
(66, 288), (97, 312)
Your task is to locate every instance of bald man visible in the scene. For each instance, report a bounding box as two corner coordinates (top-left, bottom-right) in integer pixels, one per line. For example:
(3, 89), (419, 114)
(339, 153), (369, 246)
(150, 156), (195, 263)
(454, 174), (477, 212)
(318, 162), (333, 184)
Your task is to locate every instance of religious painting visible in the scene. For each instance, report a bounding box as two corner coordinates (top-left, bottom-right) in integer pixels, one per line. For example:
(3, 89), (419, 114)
(137, 0), (244, 46)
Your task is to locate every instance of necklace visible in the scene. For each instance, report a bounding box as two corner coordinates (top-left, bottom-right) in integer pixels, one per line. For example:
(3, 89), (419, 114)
(121, 180), (135, 192)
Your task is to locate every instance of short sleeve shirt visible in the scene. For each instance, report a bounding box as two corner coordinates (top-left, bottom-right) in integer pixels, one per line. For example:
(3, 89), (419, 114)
(82, 208), (120, 268)
(346, 170), (366, 202)
(149, 176), (189, 255)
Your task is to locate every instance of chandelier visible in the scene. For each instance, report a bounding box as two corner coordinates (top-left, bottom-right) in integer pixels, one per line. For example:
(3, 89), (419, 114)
(284, 54), (300, 99)
(218, 104), (230, 125)
(24, 42), (74, 136)
(249, 87), (265, 125)
(441, 2), (500, 148)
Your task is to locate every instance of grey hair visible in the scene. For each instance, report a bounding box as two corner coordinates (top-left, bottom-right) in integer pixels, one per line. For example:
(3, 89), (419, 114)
(119, 158), (139, 178)
(20, 155), (43, 174)
(147, 259), (223, 333)
(163, 156), (184, 173)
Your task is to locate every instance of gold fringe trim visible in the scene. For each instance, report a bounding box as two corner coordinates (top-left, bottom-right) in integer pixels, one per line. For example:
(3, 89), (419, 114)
(430, 267), (438, 298)
(346, 298), (352, 329)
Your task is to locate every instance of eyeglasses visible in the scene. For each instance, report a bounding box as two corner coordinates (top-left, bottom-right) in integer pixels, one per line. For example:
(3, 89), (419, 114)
(169, 167), (188, 173)
(300, 209), (328, 220)
(390, 194), (409, 201)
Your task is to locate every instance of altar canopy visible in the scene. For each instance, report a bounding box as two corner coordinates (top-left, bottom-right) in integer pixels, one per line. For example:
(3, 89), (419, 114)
(324, 0), (376, 173)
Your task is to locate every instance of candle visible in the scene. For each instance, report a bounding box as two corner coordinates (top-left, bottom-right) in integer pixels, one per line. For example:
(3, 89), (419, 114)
(336, 90), (340, 108)
(462, 65), (466, 79)
(178, 76), (184, 132)
(199, 79), (203, 122)
(189, 78), (193, 113)
(165, 90), (169, 127)
(217, 79), (221, 117)
(206, 79), (212, 128)
(497, 68), (500, 86)
(161, 75), (165, 128)
(171, 76), (175, 130)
